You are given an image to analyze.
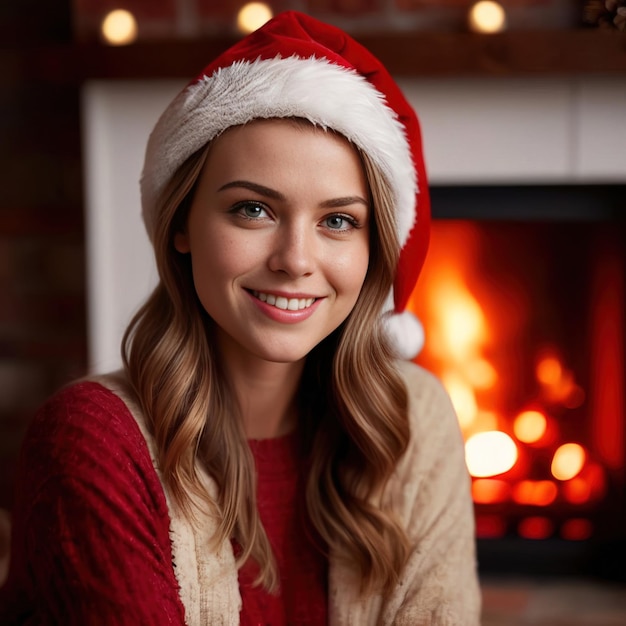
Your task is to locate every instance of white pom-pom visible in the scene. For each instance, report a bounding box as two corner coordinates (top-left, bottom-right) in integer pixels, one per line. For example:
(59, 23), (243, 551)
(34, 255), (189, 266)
(384, 310), (425, 360)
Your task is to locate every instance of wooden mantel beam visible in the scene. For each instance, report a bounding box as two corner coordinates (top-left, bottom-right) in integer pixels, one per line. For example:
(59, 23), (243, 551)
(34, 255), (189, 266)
(4, 29), (626, 84)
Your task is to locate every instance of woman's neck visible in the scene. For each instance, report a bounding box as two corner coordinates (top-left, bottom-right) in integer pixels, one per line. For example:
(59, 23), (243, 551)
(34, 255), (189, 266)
(238, 365), (303, 439)
(217, 340), (305, 439)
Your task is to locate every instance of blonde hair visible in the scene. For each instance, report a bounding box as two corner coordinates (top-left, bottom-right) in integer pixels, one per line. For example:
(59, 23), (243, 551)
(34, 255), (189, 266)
(122, 121), (410, 595)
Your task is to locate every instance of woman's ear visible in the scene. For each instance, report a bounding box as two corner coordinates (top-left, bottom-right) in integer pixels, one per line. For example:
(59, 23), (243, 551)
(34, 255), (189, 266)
(174, 231), (190, 253)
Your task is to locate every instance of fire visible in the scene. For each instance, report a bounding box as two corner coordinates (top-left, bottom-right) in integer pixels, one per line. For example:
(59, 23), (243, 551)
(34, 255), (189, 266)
(435, 278), (488, 362)
(512, 480), (558, 506)
(551, 443), (586, 481)
(536, 355), (562, 386)
(561, 518), (593, 541)
(441, 371), (478, 428)
(535, 349), (585, 407)
(518, 516), (553, 540)
(513, 410), (547, 444)
(465, 431), (518, 478)
(472, 479), (510, 504)
(408, 221), (609, 539)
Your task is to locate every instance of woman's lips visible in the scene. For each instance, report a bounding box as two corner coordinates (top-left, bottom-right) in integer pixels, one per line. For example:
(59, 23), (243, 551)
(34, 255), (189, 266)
(246, 289), (323, 323)
(252, 290), (316, 311)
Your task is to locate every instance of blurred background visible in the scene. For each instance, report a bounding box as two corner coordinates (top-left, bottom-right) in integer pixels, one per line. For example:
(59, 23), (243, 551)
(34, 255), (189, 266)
(2, 1), (626, 622)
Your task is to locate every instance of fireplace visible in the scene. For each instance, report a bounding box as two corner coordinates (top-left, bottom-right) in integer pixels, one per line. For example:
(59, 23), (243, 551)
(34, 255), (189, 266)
(409, 184), (626, 580)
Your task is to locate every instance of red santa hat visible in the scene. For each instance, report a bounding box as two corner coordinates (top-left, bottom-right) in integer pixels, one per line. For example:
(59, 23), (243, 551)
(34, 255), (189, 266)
(141, 10), (430, 359)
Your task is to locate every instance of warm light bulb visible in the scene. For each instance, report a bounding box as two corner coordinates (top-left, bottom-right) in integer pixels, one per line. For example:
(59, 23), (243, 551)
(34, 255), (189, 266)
(237, 2), (273, 34)
(468, 1), (507, 34)
(101, 9), (138, 46)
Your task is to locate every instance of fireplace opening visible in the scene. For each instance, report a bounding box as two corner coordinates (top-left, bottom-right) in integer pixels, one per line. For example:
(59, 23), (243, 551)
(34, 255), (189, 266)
(410, 185), (626, 580)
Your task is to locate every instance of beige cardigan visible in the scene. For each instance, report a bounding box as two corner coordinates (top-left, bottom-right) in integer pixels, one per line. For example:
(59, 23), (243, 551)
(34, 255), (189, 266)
(100, 360), (481, 625)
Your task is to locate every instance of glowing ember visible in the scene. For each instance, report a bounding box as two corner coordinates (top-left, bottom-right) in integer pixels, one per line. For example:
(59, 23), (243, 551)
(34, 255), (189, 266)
(465, 431), (518, 478)
(518, 516), (553, 540)
(536, 355), (562, 386)
(512, 480), (558, 507)
(472, 479), (511, 504)
(562, 463), (607, 504)
(551, 443), (586, 481)
(562, 476), (592, 504)
(475, 515), (507, 539)
(560, 518), (593, 541)
(514, 410), (547, 444)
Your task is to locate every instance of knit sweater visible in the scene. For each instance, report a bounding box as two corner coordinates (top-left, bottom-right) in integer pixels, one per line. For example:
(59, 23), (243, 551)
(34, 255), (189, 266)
(0, 360), (481, 625)
(237, 432), (328, 625)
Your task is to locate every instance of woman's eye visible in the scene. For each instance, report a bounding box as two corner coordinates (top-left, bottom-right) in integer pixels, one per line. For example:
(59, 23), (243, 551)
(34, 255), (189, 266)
(323, 214), (357, 231)
(234, 202), (268, 219)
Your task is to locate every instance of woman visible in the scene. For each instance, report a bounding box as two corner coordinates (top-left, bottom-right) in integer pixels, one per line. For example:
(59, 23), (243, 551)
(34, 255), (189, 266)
(0, 11), (480, 625)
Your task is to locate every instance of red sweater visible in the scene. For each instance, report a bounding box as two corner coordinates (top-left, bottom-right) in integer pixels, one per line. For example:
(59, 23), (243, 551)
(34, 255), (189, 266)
(239, 433), (327, 626)
(0, 382), (327, 625)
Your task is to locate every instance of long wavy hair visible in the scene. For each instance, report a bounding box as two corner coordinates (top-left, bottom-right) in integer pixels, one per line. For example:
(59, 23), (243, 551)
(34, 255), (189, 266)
(122, 119), (411, 596)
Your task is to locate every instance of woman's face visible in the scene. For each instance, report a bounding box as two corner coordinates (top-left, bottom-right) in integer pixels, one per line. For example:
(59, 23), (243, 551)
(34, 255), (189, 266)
(175, 119), (370, 366)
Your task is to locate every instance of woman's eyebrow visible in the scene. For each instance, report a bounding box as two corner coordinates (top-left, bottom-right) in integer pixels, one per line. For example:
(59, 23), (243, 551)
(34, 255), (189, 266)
(218, 180), (285, 200)
(319, 196), (369, 209)
(218, 180), (368, 209)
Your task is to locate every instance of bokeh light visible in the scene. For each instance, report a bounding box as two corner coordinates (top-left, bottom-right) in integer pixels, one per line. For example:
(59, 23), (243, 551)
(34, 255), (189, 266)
(512, 480), (558, 506)
(101, 9), (138, 46)
(472, 478), (511, 504)
(468, 1), (507, 34)
(518, 516), (553, 540)
(465, 431), (518, 478)
(514, 410), (547, 444)
(237, 2), (273, 34)
(551, 443), (586, 481)
(560, 518), (593, 541)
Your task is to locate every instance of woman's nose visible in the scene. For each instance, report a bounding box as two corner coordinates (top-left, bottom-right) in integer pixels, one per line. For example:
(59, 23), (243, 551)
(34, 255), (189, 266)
(267, 225), (316, 278)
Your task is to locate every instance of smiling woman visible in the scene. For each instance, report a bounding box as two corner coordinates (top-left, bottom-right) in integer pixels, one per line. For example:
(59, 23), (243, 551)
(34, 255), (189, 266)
(0, 10), (480, 626)
(174, 120), (370, 374)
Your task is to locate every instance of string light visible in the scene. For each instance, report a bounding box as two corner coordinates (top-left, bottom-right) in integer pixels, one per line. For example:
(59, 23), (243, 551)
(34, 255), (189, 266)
(237, 3), (273, 35)
(101, 9), (138, 46)
(468, 1), (507, 34)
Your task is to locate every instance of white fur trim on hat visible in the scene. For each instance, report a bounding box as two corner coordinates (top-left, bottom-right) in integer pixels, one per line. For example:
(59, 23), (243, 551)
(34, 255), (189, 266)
(140, 55), (417, 250)
(384, 310), (425, 360)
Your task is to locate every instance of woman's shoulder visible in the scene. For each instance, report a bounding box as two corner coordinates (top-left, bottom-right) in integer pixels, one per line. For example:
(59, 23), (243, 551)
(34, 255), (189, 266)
(34, 372), (138, 433)
(394, 360), (457, 424)
(392, 360), (464, 472)
(23, 372), (151, 479)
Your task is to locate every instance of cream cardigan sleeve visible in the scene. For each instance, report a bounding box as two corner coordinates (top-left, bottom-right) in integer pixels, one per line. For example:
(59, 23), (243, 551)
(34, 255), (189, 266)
(329, 361), (482, 626)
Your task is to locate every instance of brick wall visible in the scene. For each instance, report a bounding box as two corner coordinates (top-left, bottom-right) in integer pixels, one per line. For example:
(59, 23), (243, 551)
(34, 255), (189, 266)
(0, 0), (87, 509)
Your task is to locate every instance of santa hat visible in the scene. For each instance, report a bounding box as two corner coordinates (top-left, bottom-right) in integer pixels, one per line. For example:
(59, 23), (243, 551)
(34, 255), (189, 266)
(141, 10), (430, 359)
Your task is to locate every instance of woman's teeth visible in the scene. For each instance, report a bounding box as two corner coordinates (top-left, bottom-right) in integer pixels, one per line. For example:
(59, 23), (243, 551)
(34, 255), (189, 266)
(253, 291), (315, 311)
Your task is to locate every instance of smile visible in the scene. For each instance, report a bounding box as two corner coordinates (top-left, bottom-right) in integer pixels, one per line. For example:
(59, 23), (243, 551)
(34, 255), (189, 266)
(252, 290), (316, 311)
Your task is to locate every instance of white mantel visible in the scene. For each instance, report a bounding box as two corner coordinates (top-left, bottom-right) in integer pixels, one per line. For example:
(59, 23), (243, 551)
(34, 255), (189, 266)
(82, 76), (626, 373)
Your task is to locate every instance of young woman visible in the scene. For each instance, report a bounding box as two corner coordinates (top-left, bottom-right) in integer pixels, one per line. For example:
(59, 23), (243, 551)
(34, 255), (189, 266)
(0, 11), (481, 626)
